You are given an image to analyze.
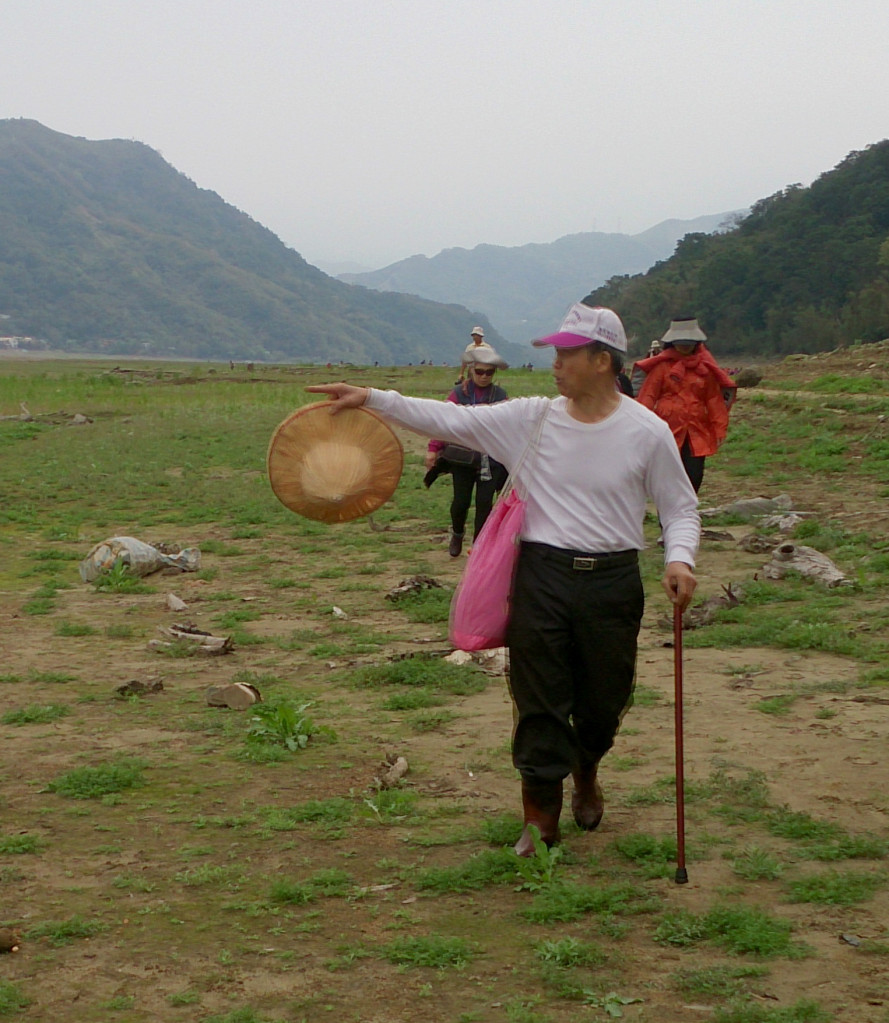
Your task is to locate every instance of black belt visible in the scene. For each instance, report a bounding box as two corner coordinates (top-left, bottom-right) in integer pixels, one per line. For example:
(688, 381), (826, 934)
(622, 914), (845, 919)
(521, 542), (638, 572)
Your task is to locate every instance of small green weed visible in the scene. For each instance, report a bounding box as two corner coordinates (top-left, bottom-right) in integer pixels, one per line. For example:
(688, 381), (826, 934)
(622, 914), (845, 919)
(711, 998), (831, 1022)
(479, 815), (522, 846)
(245, 700), (333, 753)
(351, 658), (486, 696)
(672, 964), (768, 997)
(47, 759), (146, 799)
(381, 690), (442, 711)
(514, 826), (563, 890)
(535, 936), (605, 968)
(755, 694), (798, 715)
(28, 669), (77, 684)
(785, 868), (884, 906)
(381, 934), (476, 969)
(0, 834), (42, 855)
(363, 788), (420, 823)
(167, 990), (201, 1006)
(0, 979), (31, 1015)
(261, 797), (354, 830)
(408, 708), (456, 732)
(416, 849), (521, 893)
(655, 905), (805, 958)
(92, 563), (155, 594)
(731, 846), (785, 881)
(26, 915), (108, 946)
(2, 703), (70, 726)
(390, 586), (453, 623)
(522, 881), (639, 924)
(612, 833), (680, 879)
(270, 868), (353, 904)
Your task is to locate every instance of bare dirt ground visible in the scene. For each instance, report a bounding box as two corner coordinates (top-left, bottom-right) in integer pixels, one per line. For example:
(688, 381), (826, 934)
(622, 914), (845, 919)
(2, 348), (889, 1022)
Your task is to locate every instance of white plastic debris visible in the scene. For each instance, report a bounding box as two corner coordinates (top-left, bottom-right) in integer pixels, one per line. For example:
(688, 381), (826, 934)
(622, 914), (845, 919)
(79, 537), (200, 582)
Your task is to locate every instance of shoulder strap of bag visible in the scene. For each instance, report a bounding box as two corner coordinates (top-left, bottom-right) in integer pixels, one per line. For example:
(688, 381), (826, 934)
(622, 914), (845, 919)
(501, 401), (550, 502)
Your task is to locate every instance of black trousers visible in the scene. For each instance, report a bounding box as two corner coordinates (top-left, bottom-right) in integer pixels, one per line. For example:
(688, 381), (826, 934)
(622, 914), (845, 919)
(680, 438), (706, 494)
(449, 463), (507, 538)
(505, 542), (644, 783)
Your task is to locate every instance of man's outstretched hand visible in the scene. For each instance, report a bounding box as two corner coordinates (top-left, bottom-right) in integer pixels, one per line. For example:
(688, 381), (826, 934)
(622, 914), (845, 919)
(305, 383), (370, 414)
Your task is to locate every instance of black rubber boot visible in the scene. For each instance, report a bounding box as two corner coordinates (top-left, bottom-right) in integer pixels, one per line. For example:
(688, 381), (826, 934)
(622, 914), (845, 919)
(514, 779), (563, 857)
(448, 531), (464, 557)
(571, 762), (604, 831)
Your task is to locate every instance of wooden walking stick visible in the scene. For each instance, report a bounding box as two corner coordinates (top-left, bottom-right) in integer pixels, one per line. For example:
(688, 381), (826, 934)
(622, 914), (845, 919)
(673, 603), (688, 885)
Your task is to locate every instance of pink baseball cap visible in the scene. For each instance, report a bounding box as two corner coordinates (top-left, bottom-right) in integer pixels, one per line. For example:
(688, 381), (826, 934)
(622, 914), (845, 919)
(532, 302), (628, 353)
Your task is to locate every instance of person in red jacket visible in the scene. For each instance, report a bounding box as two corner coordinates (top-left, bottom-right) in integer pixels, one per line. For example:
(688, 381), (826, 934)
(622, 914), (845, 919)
(633, 318), (736, 493)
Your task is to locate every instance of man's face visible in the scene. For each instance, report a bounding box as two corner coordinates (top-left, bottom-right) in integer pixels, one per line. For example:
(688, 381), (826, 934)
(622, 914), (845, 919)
(551, 346), (601, 397)
(471, 334), (484, 346)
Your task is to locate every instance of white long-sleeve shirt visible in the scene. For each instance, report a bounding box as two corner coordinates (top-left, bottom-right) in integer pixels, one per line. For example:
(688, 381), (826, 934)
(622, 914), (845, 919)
(366, 390), (700, 567)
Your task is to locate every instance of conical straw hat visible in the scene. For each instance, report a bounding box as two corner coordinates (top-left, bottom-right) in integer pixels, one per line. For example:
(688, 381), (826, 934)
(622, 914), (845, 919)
(267, 402), (403, 523)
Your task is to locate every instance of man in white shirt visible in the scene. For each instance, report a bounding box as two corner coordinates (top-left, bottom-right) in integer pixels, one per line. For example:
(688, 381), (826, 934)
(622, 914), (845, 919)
(308, 304), (699, 857)
(459, 326), (494, 382)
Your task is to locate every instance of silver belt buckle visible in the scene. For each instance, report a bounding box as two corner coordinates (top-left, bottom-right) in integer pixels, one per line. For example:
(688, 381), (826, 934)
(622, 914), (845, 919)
(573, 556), (596, 571)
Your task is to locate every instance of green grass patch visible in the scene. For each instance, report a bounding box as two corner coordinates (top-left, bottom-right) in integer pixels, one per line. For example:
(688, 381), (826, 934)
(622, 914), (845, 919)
(350, 657), (487, 696)
(712, 999), (831, 1023)
(2, 703), (70, 726)
(26, 914), (108, 946)
(521, 881), (641, 924)
(655, 905), (806, 958)
(0, 979), (31, 1015)
(389, 586), (453, 623)
(0, 834), (43, 855)
(784, 868), (885, 905)
(46, 758), (146, 799)
(380, 934), (476, 969)
(415, 849), (520, 893)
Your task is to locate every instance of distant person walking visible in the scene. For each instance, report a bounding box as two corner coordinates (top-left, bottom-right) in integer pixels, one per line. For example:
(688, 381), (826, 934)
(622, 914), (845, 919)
(425, 348), (509, 557)
(633, 318), (736, 493)
(458, 326), (494, 382)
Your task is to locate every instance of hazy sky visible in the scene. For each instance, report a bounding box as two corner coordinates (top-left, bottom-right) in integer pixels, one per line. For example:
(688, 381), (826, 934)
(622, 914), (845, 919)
(4, 0), (889, 271)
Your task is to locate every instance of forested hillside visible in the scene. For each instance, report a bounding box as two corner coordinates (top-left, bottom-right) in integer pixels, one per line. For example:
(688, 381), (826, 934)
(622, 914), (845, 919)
(586, 142), (889, 356)
(0, 119), (513, 364)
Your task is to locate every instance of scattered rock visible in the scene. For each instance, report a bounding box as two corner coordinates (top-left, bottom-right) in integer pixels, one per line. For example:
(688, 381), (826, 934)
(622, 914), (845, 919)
(165, 593), (188, 611)
(700, 494), (793, 520)
(114, 678), (164, 699)
(151, 623), (234, 654)
(0, 928), (20, 953)
(701, 528), (735, 541)
(738, 533), (779, 553)
(734, 366), (763, 388)
(332, 606), (348, 619)
(386, 575), (444, 600)
(206, 682), (262, 709)
(373, 753), (409, 789)
(763, 543), (849, 587)
(444, 646), (508, 674)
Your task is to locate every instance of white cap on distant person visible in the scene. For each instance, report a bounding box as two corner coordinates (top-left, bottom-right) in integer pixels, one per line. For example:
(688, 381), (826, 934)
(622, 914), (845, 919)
(661, 318), (707, 345)
(532, 303), (628, 353)
(470, 326), (485, 337)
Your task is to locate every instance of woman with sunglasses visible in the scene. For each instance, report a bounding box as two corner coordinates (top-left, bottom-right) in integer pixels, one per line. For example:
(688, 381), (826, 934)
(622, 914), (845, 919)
(425, 348), (509, 557)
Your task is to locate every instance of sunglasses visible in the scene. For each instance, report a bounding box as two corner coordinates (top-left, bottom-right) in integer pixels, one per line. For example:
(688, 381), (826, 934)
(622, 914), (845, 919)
(473, 367), (496, 377)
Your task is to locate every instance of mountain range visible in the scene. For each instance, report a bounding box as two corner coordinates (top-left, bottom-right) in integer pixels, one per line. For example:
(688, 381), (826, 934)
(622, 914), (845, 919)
(338, 211), (739, 343)
(0, 119), (519, 364)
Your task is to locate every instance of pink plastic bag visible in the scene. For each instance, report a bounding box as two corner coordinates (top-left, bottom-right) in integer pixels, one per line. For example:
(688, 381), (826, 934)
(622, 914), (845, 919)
(449, 488), (526, 651)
